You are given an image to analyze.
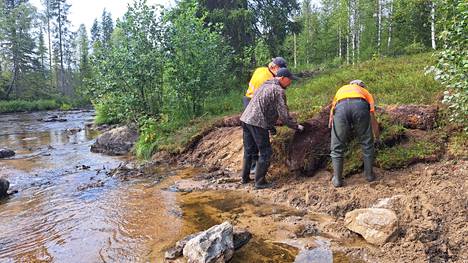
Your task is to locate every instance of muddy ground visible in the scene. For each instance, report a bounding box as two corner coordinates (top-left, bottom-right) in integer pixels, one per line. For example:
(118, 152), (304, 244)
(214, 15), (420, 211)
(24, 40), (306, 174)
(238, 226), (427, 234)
(169, 117), (467, 262)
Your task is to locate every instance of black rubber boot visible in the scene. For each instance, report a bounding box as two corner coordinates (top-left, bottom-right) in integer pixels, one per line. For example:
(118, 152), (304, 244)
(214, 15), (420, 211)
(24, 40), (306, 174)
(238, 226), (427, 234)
(254, 160), (271, 189)
(250, 159), (257, 175)
(331, 158), (344, 187)
(241, 158), (253, 184)
(364, 156), (376, 182)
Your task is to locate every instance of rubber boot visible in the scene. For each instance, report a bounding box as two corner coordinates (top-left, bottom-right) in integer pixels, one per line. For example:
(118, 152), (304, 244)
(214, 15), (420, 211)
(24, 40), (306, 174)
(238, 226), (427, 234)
(364, 156), (376, 182)
(241, 158), (253, 184)
(331, 158), (344, 187)
(254, 160), (271, 189)
(250, 159), (257, 175)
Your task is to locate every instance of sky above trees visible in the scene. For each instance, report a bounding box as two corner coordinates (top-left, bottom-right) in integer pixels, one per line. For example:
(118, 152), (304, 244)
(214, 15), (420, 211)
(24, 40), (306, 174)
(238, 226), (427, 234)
(30, 0), (174, 31)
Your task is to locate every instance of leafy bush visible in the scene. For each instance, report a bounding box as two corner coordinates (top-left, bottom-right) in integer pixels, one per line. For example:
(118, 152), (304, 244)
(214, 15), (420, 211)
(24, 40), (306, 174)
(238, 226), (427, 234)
(429, 0), (468, 129)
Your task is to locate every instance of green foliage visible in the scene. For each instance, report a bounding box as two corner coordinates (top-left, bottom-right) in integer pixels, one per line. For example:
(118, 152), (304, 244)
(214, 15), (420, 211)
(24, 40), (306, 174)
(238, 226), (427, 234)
(164, 1), (233, 118)
(404, 42), (427, 55)
(86, 0), (165, 122)
(0, 99), (59, 113)
(94, 98), (124, 125)
(430, 0), (467, 129)
(60, 103), (72, 111)
(447, 131), (468, 158)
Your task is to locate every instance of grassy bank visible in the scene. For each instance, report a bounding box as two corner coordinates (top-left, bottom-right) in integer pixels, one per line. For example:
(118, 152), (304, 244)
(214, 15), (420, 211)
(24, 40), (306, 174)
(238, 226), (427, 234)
(0, 98), (90, 114)
(135, 53), (444, 159)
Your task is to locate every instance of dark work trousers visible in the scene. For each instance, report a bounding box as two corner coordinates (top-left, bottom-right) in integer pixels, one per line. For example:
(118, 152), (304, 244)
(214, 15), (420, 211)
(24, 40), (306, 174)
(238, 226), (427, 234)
(242, 122), (272, 165)
(242, 96), (259, 164)
(330, 98), (374, 162)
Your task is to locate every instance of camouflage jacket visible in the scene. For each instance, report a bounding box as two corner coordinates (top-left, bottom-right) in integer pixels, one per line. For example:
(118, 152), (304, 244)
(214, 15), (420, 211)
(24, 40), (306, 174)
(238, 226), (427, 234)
(240, 79), (299, 130)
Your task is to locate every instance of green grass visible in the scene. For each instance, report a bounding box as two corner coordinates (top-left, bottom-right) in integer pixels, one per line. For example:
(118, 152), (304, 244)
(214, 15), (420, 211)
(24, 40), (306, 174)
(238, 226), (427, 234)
(134, 89), (244, 158)
(136, 52), (445, 161)
(286, 53), (442, 120)
(0, 99), (60, 113)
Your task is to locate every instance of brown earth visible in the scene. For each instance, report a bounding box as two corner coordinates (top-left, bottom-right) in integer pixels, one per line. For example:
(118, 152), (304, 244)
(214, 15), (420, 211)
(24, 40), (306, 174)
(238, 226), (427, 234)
(157, 104), (467, 262)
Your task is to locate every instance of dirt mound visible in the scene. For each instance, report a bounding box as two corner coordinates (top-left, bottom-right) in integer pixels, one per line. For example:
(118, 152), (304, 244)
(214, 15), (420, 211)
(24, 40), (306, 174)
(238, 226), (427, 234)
(180, 127), (244, 172)
(380, 104), (438, 130)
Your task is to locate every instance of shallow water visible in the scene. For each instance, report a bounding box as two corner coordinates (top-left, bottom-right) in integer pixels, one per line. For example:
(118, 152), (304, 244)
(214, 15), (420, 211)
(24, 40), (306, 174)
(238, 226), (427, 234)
(0, 110), (349, 262)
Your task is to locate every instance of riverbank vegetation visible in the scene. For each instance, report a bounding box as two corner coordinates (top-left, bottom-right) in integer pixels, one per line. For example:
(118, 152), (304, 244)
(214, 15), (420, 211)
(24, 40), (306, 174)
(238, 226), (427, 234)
(0, 0), (465, 157)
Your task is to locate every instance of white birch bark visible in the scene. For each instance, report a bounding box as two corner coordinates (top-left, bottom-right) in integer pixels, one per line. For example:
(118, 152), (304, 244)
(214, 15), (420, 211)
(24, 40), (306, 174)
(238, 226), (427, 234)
(387, 0), (393, 50)
(431, 1), (436, 49)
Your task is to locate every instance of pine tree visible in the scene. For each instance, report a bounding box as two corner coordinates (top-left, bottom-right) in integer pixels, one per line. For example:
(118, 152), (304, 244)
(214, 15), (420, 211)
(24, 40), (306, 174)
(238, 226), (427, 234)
(0, 0), (38, 99)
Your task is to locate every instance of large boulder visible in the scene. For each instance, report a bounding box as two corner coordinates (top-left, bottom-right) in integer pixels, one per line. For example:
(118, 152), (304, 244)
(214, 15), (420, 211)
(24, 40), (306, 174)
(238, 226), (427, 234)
(344, 208), (398, 245)
(0, 148), (15, 159)
(90, 126), (138, 155)
(165, 233), (200, 260)
(183, 221), (235, 263)
(0, 178), (10, 198)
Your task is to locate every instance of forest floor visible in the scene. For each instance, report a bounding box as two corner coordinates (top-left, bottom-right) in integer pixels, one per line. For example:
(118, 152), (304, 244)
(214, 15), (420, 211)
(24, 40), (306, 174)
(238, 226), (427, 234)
(159, 124), (467, 263)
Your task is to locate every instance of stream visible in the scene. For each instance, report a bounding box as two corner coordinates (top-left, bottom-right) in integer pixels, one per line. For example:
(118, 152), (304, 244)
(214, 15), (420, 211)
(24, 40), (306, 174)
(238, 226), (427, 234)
(0, 110), (348, 263)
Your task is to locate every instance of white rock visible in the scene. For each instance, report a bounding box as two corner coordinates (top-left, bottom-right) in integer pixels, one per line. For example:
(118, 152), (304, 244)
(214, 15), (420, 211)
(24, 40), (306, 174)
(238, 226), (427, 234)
(344, 208), (398, 245)
(183, 221), (234, 263)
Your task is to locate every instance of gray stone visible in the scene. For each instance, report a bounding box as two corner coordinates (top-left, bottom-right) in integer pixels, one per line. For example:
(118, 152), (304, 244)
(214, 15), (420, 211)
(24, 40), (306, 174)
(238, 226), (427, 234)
(165, 233), (200, 260)
(90, 126), (138, 155)
(233, 227), (252, 250)
(344, 208), (398, 245)
(0, 148), (15, 159)
(183, 221), (234, 263)
(0, 178), (10, 198)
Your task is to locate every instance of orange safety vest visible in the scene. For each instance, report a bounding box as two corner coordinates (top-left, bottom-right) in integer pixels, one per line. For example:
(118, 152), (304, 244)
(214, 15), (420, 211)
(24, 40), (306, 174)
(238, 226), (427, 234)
(245, 67), (274, 98)
(331, 84), (375, 112)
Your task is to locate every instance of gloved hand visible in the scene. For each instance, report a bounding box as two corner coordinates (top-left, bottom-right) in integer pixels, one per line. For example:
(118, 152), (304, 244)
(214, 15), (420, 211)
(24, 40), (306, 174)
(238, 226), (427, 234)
(269, 127), (277, 136)
(297, 124), (304, 132)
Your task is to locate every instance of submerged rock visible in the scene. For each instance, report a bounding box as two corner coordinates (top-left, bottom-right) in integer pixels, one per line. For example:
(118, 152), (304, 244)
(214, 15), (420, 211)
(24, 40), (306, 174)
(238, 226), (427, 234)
(183, 221), (235, 263)
(90, 126), (138, 155)
(0, 178), (10, 198)
(344, 208), (398, 245)
(0, 148), (15, 159)
(233, 227), (252, 250)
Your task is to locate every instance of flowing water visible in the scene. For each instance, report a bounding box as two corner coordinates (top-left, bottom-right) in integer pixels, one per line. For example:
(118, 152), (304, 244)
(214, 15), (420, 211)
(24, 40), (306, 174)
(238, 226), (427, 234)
(0, 110), (346, 263)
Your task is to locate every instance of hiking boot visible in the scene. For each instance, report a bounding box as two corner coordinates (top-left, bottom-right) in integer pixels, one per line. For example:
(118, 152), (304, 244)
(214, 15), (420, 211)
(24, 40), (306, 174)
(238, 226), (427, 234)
(331, 158), (344, 187)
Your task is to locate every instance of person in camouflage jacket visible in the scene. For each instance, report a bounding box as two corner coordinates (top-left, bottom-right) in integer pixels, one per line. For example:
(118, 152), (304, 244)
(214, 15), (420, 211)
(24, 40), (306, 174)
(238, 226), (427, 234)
(240, 68), (304, 189)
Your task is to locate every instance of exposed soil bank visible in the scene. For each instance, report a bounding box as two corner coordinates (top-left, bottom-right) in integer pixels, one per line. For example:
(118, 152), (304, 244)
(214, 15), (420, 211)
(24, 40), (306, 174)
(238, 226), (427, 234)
(169, 159), (467, 262)
(166, 104), (467, 262)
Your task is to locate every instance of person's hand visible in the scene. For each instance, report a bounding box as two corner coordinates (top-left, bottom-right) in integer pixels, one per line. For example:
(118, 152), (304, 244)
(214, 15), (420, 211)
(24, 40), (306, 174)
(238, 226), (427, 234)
(269, 127), (277, 136)
(297, 124), (304, 132)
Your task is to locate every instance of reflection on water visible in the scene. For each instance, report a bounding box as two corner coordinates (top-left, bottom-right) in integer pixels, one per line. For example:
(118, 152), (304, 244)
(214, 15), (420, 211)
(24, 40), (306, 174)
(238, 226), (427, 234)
(0, 110), (349, 262)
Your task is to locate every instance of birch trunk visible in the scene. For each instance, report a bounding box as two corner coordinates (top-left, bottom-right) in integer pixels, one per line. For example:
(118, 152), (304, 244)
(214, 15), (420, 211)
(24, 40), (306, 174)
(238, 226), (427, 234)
(431, 1), (436, 49)
(387, 0), (393, 50)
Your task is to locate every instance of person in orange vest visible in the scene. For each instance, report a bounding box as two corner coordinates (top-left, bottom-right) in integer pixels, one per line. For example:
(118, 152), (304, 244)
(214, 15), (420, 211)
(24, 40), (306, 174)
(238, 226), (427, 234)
(243, 57), (287, 108)
(328, 80), (380, 187)
(242, 57), (287, 175)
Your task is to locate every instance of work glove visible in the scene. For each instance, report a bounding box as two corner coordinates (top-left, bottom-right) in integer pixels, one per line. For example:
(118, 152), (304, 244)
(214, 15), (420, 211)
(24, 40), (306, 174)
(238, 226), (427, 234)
(269, 127), (277, 136)
(297, 124), (304, 132)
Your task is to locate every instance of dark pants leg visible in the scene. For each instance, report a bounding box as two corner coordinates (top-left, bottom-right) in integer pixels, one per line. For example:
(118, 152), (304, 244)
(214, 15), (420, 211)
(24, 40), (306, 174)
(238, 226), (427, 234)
(242, 96), (258, 172)
(330, 99), (374, 183)
(242, 123), (272, 185)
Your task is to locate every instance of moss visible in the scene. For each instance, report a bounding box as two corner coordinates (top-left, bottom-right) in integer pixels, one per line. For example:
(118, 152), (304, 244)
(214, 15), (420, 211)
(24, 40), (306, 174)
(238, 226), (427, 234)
(376, 138), (441, 169)
(447, 132), (468, 158)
